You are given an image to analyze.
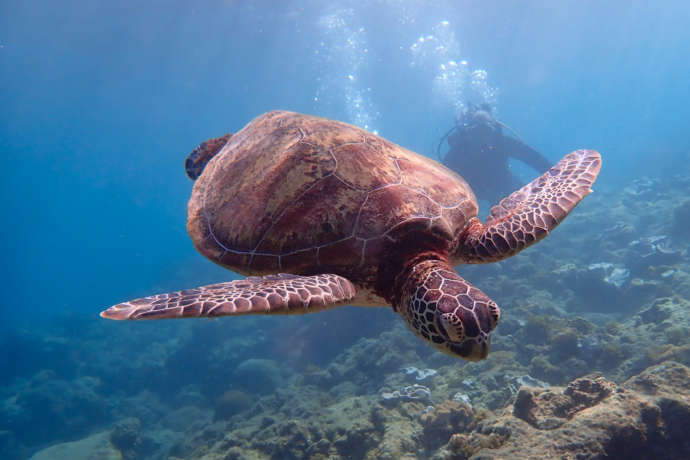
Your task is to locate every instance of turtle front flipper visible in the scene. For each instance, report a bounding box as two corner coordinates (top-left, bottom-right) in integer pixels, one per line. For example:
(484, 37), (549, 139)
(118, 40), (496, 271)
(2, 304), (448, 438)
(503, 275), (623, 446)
(101, 273), (356, 320)
(395, 259), (500, 361)
(456, 149), (602, 263)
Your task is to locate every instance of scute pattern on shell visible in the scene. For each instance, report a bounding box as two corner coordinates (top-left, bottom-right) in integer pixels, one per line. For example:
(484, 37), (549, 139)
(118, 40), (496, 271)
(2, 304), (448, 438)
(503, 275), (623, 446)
(187, 111), (478, 277)
(100, 273), (356, 320)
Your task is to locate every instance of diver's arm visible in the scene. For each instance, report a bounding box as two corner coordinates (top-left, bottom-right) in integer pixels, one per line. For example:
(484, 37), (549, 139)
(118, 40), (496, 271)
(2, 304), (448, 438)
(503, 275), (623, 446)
(504, 136), (552, 173)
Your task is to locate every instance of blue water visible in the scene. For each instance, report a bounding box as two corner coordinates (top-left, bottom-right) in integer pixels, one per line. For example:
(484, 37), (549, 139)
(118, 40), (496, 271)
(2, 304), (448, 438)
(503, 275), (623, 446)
(2, 1), (689, 458)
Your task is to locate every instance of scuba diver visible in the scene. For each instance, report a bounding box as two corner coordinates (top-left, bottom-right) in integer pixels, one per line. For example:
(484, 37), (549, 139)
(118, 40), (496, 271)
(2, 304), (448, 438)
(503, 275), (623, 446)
(439, 103), (552, 204)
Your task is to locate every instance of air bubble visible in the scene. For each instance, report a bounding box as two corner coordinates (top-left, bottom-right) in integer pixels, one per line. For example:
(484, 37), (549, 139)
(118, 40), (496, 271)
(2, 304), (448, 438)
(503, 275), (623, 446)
(407, 20), (497, 116)
(312, 7), (379, 133)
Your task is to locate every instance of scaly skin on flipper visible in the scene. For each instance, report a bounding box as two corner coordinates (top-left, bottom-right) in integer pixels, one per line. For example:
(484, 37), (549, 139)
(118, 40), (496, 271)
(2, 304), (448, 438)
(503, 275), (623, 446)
(397, 259), (500, 361)
(100, 273), (356, 320)
(455, 149), (601, 263)
(185, 134), (232, 180)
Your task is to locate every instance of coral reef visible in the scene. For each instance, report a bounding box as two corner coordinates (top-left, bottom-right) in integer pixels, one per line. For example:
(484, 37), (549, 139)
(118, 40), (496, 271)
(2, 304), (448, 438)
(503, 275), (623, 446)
(28, 432), (122, 460)
(420, 400), (475, 451)
(381, 384), (432, 406)
(109, 417), (143, 460)
(3, 172), (690, 460)
(402, 366), (438, 380)
(442, 362), (690, 459)
(672, 199), (690, 240)
(213, 390), (254, 421)
(174, 362), (690, 459)
(233, 358), (283, 395)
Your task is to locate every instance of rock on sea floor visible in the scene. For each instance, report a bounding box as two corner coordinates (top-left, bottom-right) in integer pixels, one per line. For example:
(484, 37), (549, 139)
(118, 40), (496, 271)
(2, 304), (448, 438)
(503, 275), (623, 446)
(28, 431), (122, 460)
(438, 361), (690, 460)
(176, 361), (689, 459)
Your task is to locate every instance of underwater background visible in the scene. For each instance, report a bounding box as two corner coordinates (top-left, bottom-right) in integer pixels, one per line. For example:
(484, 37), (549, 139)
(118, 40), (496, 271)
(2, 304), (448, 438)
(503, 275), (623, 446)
(2, 1), (689, 459)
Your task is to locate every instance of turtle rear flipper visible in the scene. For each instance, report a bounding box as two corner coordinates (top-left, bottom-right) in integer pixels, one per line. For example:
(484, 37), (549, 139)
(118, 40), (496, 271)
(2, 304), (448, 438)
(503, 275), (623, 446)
(457, 149), (602, 263)
(101, 273), (356, 320)
(185, 133), (232, 180)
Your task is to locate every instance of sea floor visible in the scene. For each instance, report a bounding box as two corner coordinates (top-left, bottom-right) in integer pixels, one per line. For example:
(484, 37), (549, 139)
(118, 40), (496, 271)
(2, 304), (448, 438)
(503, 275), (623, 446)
(3, 172), (690, 460)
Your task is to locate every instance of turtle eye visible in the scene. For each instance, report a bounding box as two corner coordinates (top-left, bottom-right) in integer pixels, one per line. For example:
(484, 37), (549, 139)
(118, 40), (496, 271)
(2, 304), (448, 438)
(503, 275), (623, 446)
(438, 311), (465, 342)
(488, 302), (501, 331)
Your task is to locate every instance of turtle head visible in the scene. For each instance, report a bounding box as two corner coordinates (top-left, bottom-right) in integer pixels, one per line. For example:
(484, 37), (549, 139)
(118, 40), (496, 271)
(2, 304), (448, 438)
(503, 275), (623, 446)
(432, 299), (499, 361)
(397, 259), (500, 362)
(185, 134), (232, 180)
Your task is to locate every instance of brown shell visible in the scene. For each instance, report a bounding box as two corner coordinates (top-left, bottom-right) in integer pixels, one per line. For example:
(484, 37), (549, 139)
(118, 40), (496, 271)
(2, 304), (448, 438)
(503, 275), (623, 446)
(187, 111), (477, 283)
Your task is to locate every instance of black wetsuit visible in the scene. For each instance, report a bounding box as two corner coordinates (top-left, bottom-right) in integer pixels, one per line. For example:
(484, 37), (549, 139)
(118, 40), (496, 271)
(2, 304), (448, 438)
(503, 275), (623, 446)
(443, 110), (551, 205)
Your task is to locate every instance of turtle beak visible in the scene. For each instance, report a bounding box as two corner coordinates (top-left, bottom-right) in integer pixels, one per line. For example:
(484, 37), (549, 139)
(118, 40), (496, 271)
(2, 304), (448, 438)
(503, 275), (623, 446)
(448, 337), (490, 361)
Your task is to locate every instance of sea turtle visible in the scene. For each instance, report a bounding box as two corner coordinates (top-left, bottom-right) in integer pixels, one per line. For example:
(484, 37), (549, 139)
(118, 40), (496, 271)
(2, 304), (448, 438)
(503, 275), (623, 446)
(102, 111), (601, 361)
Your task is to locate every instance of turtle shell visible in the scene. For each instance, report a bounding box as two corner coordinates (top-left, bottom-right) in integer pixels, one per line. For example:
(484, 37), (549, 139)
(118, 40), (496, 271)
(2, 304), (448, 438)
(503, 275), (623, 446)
(187, 111), (478, 283)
